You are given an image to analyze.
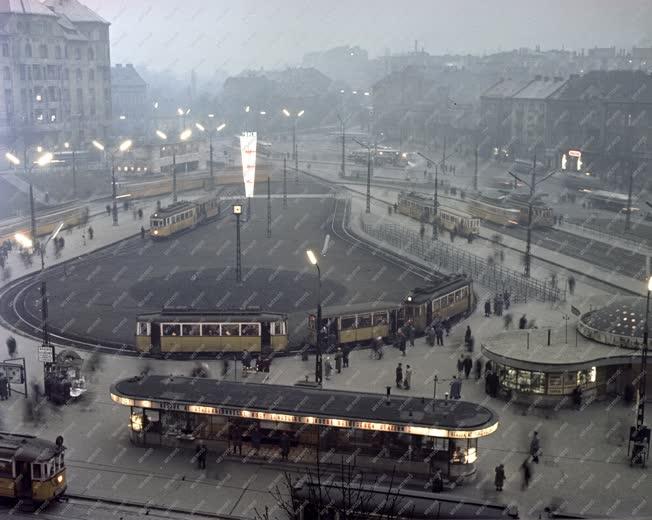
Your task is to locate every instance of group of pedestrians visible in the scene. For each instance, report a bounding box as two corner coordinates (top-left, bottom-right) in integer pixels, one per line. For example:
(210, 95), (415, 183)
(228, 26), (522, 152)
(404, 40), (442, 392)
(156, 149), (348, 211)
(494, 431), (542, 492)
(324, 346), (350, 380)
(394, 320), (416, 356)
(395, 362), (413, 390)
(425, 317), (450, 347)
(483, 291), (511, 318)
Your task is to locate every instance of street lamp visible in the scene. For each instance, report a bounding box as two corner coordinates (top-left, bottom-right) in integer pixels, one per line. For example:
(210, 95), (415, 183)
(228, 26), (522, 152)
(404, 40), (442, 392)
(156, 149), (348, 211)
(93, 138), (133, 225)
(353, 137), (374, 213)
(64, 141), (78, 199)
(233, 204), (242, 283)
(417, 151), (448, 239)
(156, 129), (192, 203)
(306, 249), (323, 384)
(195, 121), (227, 190)
(282, 108), (304, 179)
(5, 150), (53, 241)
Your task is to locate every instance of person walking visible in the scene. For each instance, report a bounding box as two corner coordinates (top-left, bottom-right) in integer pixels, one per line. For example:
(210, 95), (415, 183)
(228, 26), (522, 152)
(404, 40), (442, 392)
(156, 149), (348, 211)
(568, 275), (576, 295)
(6, 336), (17, 358)
(530, 431), (541, 464)
(399, 332), (406, 356)
(232, 424), (243, 456)
(195, 441), (207, 469)
(484, 299), (491, 317)
(88, 226), (94, 240)
(495, 464), (505, 491)
(335, 348), (342, 374)
(450, 376), (462, 399)
(456, 355), (464, 377)
(495, 298), (503, 317)
(463, 356), (473, 379)
(521, 458), (532, 490)
(435, 324), (444, 346)
(141, 226), (146, 240)
(474, 358), (483, 380)
(395, 363), (403, 389)
(407, 321), (415, 348)
(251, 425), (261, 455)
(443, 319), (451, 337)
(404, 365), (412, 390)
(503, 291), (511, 310)
(572, 385), (583, 410)
(280, 432), (290, 460)
(426, 326), (436, 347)
(504, 313), (513, 330)
(324, 357), (333, 380)
(342, 345), (350, 368)
(464, 326), (472, 347)
(519, 314), (528, 330)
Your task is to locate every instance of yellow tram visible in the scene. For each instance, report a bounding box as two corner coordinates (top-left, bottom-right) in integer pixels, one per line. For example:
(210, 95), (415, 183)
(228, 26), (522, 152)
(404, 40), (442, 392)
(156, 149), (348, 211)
(150, 194), (220, 238)
(0, 433), (66, 503)
(396, 192), (480, 238)
(136, 308), (289, 355)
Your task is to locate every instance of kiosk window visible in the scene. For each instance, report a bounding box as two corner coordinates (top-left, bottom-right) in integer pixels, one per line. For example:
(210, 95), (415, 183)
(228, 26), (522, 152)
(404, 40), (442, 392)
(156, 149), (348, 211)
(341, 317), (356, 330)
(182, 324), (200, 336)
(202, 324), (220, 336)
(221, 324), (240, 336)
(531, 372), (545, 394)
(357, 314), (372, 328)
(162, 324), (180, 336)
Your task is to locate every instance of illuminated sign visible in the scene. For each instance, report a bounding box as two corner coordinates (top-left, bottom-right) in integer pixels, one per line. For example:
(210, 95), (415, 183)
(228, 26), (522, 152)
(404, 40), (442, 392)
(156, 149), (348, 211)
(239, 132), (257, 198)
(568, 150), (581, 158)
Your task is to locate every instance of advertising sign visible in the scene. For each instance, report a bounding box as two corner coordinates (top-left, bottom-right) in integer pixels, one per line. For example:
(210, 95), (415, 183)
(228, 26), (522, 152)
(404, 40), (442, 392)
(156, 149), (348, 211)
(0, 363), (25, 384)
(38, 344), (55, 363)
(239, 132), (257, 198)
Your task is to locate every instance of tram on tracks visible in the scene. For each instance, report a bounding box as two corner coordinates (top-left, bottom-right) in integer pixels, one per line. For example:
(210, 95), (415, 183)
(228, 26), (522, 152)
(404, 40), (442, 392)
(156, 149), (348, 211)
(466, 192), (554, 228)
(0, 204), (89, 243)
(111, 375), (498, 484)
(135, 308), (289, 355)
(396, 192), (481, 238)
(0, 433), (66, 504)
(149, 194), (221, 238)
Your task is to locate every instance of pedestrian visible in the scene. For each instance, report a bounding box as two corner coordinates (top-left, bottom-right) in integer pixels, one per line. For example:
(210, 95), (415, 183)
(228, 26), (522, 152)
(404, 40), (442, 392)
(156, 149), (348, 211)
(242, 350), (251, 370)
(504, 313), (513, 330)
(490, 371), (500, 398)
(530, 431), (541, 464)
(141, 226), (146, 240)
(495, 298), (503, 317)
(335, 348), (342, 374)
(435, 324), (444, 346)
(398, 332), (406, 356)
(404, 365), (412, 390)
(280, 431), (290, 460)
(521, 458), (532, 490)
(474, 358), (483, 380)
(426, 326), (435, 347)
(431, 469), (443, 492)
(395, 363), (403, 388)
(519, 314), (527, 330)
(495, 464), (505, 491)
(0, 374), (8, 400)
(484, 299), (491, 317)
(232, 423), (243, 456)
(568, 275), (576, 295)
(450, 376), (462, 399)
(464, 326), (472, 347)
(82, 232), (86, 246)
(138, 208), (143, 219)
(407, 321), (415, 348)
(195, 441), (207, 469)
(372, 337), (383, 360)
(443, 318), (451, 337)
(105, 204), (111, 216)
(6, 336), (17, 358)
(342, 345), (350, 368)
(88, 226), (94, 240)
(456, 355), (464, 377)
(251, 424), (261, 454)
(485, 360), (493, 376)
(324, 357), (332, 380)
(493, 295), (499, 316)
(572, 385), (582, 410)
(467, 335), (475, 353)
(463, 356), (472, 379)
(503, 291), (511, 310)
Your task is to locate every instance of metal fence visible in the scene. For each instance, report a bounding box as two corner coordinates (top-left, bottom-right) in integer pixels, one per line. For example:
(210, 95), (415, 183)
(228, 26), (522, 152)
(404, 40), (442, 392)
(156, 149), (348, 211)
(559, 221), (651, 256)
(360, 219), (565, 303)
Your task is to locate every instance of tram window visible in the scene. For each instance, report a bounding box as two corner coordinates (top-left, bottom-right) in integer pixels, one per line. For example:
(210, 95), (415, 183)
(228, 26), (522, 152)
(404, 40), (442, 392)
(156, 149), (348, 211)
(202, 324), (220, 336)
(357, 314), (372, 328)
(162, 324), (180, 336)
(372, 312), (388, 325)
(454, 290), (463, 302)
(341, 316), (356, 330)
(447, 293), (455, 305)
(0, 459), (11, 476)
(432, 299), (441, 311)
(272, 321), (286, 335)
(241, 323), (260, 336)
(31, 463), (41, 479)
(137, 322), (149, 336)
(222, 324), (240, 336)
(182, 324), (200, 336)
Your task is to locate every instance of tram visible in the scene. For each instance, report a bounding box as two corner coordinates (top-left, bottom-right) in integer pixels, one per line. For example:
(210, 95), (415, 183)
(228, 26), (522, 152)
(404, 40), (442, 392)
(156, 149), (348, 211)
(396, 192), (480, 238)
(150, 194), (221, 238)
(0, 433), (66, 504)
(111, 376), (499, 484)
(135, 308), (289, 355)
(1, 205), (89, 243)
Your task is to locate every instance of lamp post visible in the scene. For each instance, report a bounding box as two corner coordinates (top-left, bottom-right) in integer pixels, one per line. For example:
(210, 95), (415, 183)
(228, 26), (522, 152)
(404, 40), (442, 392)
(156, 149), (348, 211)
(155, 129), (192, 203)
(637, 276), (652, 429)
(63, 142), (77, 199)
(6, 150), (53, 242)
(233, 204), (242, 283)
(337, 113), (352, 178)
(507, 153), (557, 278)
(195, 121), (226, 190)
(93, 139), (133, 225)
(307, 249), (323, 385)
(352, 137), (374, 213)
(418, 151), (454, 240)
(282, 108), (304, 181)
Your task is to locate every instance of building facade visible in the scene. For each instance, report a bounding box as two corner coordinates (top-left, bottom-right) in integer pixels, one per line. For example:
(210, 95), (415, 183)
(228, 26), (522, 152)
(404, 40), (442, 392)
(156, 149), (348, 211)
(0, 0), (111, 158)
(111, 63), (147, 139)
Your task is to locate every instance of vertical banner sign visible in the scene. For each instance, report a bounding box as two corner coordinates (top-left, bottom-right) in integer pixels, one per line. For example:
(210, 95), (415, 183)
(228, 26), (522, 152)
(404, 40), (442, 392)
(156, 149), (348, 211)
(239, 132), (257, 198)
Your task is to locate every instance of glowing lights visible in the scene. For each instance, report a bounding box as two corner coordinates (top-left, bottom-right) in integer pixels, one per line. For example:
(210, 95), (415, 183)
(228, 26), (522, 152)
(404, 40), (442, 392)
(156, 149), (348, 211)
(92, 140), (105, 151)
(195, 122), (205, 132)
(57, 474), (64, 484)
(282, 108), (290, 117)
(5, 152), (20, 166)
(216, 123), (226, 132)
(130, 414), (143, 432)
(232, 204), (242, 215)
(306, 250), (318, 265)
(180, 129), (192, 141)
(156, 130), (168, 140)
(118, 139), (133, 152)
(648, 276), (652, 292)
(35, 152), (53, 167)
(14, 232), (33, 249)
(297, 110), (305, 117)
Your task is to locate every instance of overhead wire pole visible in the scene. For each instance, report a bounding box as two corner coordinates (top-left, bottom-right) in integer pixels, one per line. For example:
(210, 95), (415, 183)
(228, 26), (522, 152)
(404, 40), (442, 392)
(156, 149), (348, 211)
(283, 155), (288, 209)
(418, 151), (454, 240)
(266, 176), (271, 238)
(353, 137), (372, 213)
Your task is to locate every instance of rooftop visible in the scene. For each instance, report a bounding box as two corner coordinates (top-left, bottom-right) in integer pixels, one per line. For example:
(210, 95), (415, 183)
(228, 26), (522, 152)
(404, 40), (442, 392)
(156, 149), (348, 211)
(112, 64), (147, 88)
(578, 296), (647, 349)
(43, 0), (108, 24)
(0, 0), (55, 16)
(111, 375), (498, 435)
(513, 77), (566, 100)
(481, 78), (531, 99)
(550, 70), (652, 103)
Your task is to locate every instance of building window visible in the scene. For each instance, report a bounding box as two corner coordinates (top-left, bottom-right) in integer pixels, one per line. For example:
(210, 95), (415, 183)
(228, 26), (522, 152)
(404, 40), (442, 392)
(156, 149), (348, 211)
(3, 67), (10, 81)
(65, 45), (70, 59)
(33, 65), (41, 81)
(1, 43), (8, 57)
(55, 46), (61, 59)
(38, 44), (48, 59)
(49, 109), (57, 123)
(74, 47), (81, 60)
(87, 47), (94, 61)
(89, 69), (95, 81)
(48, 86), (57, 101)
(4, 89), (13, 115)
(63, 68), (69, 81)
(25, 43), (32, 58)
(76, 69), (82, 81)
(19, 65), (26, 81)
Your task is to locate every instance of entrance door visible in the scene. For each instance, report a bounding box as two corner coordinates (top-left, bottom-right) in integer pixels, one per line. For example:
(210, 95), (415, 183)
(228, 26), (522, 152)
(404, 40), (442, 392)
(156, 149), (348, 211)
(426, 302), (433, 327)
(261, 322), (271, 347)
(151, 323), (161, 353)
(16, 462), (31, 497)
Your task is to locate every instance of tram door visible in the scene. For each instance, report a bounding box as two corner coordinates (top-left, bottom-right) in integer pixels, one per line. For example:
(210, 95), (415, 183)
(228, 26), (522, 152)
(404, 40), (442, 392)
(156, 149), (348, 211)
(261, 322), (271, 347)
(151, 323), (161, 353)
(426, 301), (433, 327)
(16, 462), (31, 497)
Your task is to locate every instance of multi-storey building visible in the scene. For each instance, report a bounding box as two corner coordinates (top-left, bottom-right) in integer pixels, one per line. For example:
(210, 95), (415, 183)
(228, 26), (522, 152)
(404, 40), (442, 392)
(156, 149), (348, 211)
(111, 63), (148, 139)
(0, 0), (111, 157)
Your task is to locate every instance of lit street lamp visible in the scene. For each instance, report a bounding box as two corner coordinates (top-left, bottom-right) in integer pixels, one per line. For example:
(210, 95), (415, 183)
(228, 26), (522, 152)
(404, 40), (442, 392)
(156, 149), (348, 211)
(195, 121), (226, 190)
(306, 249), (323, 385)
(92, 138), (133, 225)
(282, 108), (304, 180)
(155, 129), (192, 203)
(233, 204), (242, 283)
(63, 142), (77, 199)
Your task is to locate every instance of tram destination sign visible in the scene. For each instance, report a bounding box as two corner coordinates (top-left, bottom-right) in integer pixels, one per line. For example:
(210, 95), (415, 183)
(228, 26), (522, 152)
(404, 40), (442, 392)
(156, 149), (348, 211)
(38, 345), (55, 363)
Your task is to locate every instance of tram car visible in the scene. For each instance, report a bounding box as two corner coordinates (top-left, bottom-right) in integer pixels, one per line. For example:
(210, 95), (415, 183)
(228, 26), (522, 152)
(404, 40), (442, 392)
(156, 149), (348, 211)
(150, 194), (221, 238)
(403, 274), (474, 332)
(466, 193), (554, 228)
(1, 205), (90, 243)
(396, 192), (480, 238)
(308, 302), (402, 347)
(135, 308), (289, 355)
(0, 433), (66, 504)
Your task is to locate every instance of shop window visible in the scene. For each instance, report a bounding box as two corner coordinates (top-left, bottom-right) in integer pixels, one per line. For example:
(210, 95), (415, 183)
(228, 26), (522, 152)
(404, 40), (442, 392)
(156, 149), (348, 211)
(182, 324), (200, 336)
(341, 316), (356, 330)
(503, 367), (518, 389)
(357, 314), (372, 328)
(162, 324), (180, 336)
(517, 370), (531, 391)
(530, 372), (546, 394)
(221, 324), (239, 337)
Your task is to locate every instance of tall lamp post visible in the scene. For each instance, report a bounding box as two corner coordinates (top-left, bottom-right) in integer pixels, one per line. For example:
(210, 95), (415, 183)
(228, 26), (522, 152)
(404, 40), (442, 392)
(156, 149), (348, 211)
(306, 249), (323, 385)
(282, 108), (304, 181)
(337, 113), (352, 178)
(507, 153), (557, 278)
(233, 204), (242, 283)
(352, 138), (374, 213)
(195, 121), (226, 190)
(417, 150), (457, 240)
(6, 150), (54, 242)
(92, 138), (133, 225)
(155, 128), (192, 203)
(638, 276), (652, 428)
(63, 142), (77, 199)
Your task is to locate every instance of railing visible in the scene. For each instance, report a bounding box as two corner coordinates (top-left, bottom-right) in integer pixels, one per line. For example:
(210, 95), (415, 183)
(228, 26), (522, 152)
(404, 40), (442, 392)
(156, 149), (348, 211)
(360, 219), (565, 303)
(559, 221), (651, 256)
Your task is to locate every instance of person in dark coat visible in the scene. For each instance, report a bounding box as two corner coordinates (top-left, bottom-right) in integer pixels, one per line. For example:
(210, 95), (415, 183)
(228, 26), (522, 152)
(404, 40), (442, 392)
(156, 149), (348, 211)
(280, 432), (290, 460)
(495, 464), (505, 491)
(395, 363), (403, 388)
(464, 326), (472, 346)
(195, 441), (207, 469)
(456, 355), (464, 377)
(450, 376), (462, 399)
(407, 321), (416, 347)
(435, 324), (444, 346)
(572, 385), (582, 410)
(231, 424), (243, 456)
(495, 298), (503, 316)
(503, 291), (511, 310)
(493, 295), (500, 315)
(426, 326), (436, 347)
(342, 345), (350, 368)
(485, 360), (493, 376)
(530, 432), (541, 464)
(335, 348), (342, 374)
(521, 458), (532, 489)
(568, 276), (576, 295)
(443, 319), (451, 337)
(474, 358), (483, 380)
(251, 425), (261, 454)
(484, 299), (491, 317)
(463, 356), (473, 379)
(6, 336), (16, 358)
(519, 314), (527, 329)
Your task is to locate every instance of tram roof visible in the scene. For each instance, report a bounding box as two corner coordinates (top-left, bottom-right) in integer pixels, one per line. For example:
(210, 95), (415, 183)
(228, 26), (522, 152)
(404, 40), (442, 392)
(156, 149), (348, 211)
(138, 308), (288, 323)
(314, 301), (401, 318)
(405, 274), (471, 305)
(111, 375), (498, 437)
(0, 433), (61, 462)
(151, 201), (196, 218)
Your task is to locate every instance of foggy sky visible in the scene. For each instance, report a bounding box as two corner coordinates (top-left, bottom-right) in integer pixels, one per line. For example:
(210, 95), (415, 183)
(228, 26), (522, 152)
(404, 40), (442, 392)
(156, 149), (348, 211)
(84, 0), (652, 77)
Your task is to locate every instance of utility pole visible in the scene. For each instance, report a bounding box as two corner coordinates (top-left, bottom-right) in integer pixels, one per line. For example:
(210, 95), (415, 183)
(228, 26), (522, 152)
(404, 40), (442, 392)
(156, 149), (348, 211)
(473, 131), (479, 192)
(283, 155), (288, 209)
(111, 160), (118, 226)
(295, 142), (299, 183)
(172, 149), (178, 203)
(625, 114), (633, 231)
(234, 205), (242, 283)
(417, 152), (444, 239)
(366, 145), (372, 213)
(209, 132), (214, 190)
(266, 176), (271, 238)
(247, 197), (251, 221)
(341, 119), (346, 178)
(72, 148), (77, 199)
(441, 135), (447, 174)
(29, 184), (36, 242)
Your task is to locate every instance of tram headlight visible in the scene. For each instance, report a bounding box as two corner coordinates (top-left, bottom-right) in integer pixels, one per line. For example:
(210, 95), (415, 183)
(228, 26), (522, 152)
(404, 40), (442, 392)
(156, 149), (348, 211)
(153, 230), (158, 236)
(57, 474), (64, 484)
